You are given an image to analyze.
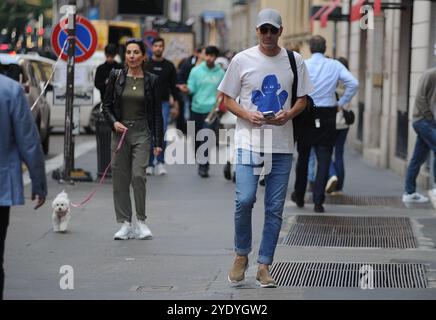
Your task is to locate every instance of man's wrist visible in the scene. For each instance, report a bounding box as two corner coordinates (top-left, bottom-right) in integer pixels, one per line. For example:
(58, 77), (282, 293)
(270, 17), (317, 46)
(242, 110), (251, 121)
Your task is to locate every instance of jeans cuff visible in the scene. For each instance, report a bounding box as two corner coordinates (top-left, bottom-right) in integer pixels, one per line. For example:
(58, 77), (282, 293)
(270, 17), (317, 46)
(257, 255), (273, 265)
(235, 248), (251, 256)
(405, 186), (415, 194)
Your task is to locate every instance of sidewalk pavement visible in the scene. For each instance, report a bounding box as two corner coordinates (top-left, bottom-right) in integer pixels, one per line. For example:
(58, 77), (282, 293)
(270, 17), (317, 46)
(4, 139), (436, 299)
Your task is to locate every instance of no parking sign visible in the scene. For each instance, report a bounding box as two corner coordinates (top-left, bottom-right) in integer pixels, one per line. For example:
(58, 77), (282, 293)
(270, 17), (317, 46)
(51, 15), (97, 63)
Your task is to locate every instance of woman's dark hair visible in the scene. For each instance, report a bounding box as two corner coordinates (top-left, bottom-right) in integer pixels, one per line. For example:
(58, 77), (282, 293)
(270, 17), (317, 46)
(337, 56), (349, 70)
(125, 38), (146, 55)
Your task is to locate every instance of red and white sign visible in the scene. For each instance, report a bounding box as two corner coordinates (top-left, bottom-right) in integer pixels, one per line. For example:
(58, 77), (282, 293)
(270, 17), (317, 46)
(51, 15), (97, 63)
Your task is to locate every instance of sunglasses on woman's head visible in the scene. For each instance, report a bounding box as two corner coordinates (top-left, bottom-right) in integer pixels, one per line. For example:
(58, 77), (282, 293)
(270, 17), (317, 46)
(259, 25), (279, 35)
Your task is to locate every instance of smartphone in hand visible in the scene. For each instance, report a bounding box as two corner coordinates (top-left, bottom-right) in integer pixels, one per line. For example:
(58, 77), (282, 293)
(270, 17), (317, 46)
(262, 111), (276, 120)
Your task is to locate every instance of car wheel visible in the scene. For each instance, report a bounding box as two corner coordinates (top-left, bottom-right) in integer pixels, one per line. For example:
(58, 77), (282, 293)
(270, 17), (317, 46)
(85, 105), (101, 134)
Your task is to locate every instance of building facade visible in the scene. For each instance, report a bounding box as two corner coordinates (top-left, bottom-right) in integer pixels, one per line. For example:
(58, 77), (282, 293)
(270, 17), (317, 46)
(334, 0), (436, 189)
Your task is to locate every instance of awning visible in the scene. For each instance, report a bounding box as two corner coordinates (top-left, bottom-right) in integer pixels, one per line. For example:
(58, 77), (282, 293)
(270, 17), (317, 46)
(310, 3), (330, 32)
(321, 0), (341, 28)
(374, 0), (381, 16)
(350, 0), (365, 21)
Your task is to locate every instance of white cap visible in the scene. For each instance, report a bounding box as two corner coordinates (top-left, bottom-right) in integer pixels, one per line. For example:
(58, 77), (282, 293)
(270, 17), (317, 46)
(256, 8), (282, 29)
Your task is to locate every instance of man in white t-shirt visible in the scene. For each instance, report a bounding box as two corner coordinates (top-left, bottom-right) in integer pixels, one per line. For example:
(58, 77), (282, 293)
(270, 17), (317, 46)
(218, 8), (313, 288)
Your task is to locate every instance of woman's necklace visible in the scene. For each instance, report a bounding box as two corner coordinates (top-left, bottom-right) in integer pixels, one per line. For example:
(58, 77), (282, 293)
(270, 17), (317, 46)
(129, 69), (142, 91)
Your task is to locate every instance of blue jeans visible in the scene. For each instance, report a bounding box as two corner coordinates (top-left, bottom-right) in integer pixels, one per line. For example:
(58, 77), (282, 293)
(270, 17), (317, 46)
(182, 93), (191, 122)
(234, 149), (292, 265)
(313, 145), (333, 205)
(329, 128), (349, 191)
(308, 148), (316, 183)
(405, 119), (436, 194)
(149, 101), (171, 166)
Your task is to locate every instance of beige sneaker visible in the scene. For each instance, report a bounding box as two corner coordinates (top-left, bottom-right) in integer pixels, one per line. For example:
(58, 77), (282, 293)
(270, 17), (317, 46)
(256, 268), (277, 288)
(228, 256), (248, 283)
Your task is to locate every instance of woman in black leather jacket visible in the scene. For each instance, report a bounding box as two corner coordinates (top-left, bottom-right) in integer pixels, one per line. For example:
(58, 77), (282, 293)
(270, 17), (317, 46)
(102, 38), (163, 240)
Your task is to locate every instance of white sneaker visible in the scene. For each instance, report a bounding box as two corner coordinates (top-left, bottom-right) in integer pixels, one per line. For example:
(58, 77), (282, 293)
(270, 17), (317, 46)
(114, 221), (133, 240)
(146, 166), (154, 176)
(325, 175), (338, 193)
(402, 192), (429, 203)
(156, 163), (167, 175)
(429, 188), (436, 197)
(135, 221), (153, 240)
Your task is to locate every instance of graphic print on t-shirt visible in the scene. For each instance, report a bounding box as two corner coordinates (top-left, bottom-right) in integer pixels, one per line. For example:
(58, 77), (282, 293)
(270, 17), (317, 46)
(251, 74), (288, 113)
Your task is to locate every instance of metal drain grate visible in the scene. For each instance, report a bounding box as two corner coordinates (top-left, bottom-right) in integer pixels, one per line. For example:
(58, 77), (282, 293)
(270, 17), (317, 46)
(282, 215), (417, 248)
(270, 262), (428, 288)
(305, 195), (404, 206)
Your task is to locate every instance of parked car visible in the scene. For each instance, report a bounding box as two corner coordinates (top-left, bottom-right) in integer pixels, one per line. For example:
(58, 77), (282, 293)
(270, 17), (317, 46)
(0, 52), (51, 154)
(49, 50), (107, 133)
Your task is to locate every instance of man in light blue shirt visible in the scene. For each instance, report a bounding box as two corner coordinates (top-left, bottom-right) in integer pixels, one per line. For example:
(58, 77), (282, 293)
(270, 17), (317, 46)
(292, 35), (358, 213)
(305, 48), (358, 109)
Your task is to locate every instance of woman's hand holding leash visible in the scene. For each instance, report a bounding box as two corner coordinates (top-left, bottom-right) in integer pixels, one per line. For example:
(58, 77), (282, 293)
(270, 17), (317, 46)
(114, 121), (128, 133)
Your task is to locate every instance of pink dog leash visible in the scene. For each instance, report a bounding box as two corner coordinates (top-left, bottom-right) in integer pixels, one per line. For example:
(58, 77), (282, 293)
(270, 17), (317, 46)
(71, 128), (128, 208)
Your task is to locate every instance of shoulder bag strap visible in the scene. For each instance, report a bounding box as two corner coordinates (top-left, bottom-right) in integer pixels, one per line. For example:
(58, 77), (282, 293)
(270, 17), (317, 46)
(286, 50), (298, 108)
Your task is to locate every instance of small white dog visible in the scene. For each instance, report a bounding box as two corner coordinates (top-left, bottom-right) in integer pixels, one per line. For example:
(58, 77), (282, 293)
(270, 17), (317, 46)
(51, 190), (71, 233)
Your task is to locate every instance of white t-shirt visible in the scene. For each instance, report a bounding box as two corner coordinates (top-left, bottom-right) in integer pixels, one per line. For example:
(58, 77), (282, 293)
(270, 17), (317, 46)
(218, 46), (313, 153)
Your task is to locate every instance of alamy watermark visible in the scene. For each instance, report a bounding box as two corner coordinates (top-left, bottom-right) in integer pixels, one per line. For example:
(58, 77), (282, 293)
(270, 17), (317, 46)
(359, 264), (374, 290)
(163, 121), (273, 175)
(59, 265), (74, 290)
(360, 5), (375, 30)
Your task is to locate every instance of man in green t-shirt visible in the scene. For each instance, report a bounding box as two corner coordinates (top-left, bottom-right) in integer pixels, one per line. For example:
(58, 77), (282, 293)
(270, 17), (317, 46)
(177, 45), (225, 178)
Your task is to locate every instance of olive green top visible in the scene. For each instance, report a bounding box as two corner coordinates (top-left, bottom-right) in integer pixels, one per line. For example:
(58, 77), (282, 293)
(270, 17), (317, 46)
(121, 76), (146, 120)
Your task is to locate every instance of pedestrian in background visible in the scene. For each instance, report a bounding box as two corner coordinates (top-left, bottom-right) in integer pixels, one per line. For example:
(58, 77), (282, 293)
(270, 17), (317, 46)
(403, 67), (436, 203)
(177, 45), (225, 178)
(94, 43), (123, 100)
(218, 8), (313, 287)
(176, 47), (204, 135)
(325, 56), (354, 195)
(102, 39), (163, 240)
(0, 73), (47, 299)
(145, 37), (181, 176)
(177, 47), (204, 134)
(306, 57), (355, 195)
(292, 35), (358, 213)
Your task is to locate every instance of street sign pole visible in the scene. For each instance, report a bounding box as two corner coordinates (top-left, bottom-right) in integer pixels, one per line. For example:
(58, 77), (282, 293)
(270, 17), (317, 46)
(63, 6), (76, 181)
(51, 9), (97, 183)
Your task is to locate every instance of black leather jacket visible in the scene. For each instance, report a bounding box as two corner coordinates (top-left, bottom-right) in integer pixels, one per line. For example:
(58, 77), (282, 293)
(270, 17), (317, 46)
(101, 67), (164, 148)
